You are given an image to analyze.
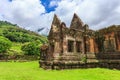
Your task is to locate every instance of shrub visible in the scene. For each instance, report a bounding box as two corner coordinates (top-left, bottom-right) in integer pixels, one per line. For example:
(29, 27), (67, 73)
(21, 41), (41, 55)
(0, 36), (12, 53)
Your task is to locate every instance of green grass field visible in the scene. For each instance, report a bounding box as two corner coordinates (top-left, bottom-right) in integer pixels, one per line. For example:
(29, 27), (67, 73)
(0, 61), (120, 80)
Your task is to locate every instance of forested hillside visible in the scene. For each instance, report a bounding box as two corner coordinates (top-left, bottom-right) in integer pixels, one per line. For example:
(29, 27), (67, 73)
(0, 21), (47, 56)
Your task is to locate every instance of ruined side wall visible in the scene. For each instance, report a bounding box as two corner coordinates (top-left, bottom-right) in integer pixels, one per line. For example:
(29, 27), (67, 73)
(104, 32), (119, 52)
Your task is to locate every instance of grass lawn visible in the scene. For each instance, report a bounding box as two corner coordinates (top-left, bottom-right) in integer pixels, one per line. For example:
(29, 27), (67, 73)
(0, 61), (120, 80)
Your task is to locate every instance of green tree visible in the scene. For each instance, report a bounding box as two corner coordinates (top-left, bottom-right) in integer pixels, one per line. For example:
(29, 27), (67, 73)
(21, 41), (41, 55)
(0, 36), (12, 53)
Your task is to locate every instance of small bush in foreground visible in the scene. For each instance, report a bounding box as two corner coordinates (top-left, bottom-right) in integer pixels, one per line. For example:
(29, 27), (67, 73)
(0, 36), (12, 53)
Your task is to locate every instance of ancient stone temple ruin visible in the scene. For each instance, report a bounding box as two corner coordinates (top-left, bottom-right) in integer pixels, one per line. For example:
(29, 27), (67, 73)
(40, 13), (120, 69)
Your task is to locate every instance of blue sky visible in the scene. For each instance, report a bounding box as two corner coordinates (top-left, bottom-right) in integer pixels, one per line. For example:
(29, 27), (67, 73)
(41, 0), (60, 13)
(8, 0), (12, 2)
(0, 0), (120, 34)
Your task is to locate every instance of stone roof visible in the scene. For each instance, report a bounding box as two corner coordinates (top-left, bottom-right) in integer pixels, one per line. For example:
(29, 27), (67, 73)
(70, 13), (84, 30)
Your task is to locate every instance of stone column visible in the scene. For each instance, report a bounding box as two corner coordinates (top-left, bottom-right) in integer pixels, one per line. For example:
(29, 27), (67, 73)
(53, 41), (61, 60)
(116, 36), (120, 51)
(63, 38), (68, 54)
(89, 38), (95, 53)
(74, 41), (76, 53)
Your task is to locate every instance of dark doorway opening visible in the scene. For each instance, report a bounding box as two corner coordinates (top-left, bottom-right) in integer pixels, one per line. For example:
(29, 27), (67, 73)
(68, 40), (74, 52)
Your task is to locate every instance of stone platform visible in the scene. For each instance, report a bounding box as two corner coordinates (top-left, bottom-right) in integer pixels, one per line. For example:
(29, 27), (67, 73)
(40, 52), (120, 70)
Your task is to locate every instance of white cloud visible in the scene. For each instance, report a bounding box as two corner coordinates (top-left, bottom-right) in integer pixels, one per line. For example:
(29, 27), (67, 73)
(54, 0), (120, 30)
(0, 0), (120, 35)
(49, 0), (58, 8)
(0, 0), (50, 31)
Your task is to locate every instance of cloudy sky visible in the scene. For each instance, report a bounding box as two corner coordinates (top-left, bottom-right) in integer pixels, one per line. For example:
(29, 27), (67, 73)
(0, 0), (120, 34)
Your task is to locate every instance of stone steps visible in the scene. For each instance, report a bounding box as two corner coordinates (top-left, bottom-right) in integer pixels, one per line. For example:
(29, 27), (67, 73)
(97, 53), (120, 59)
(87, 54), (96, 59)
(87, 59), (99, 63)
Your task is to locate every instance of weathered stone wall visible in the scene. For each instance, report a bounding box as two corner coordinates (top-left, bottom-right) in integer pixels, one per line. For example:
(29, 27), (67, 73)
(40, 14), (120, 70)
(40, 52), (120, 70)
